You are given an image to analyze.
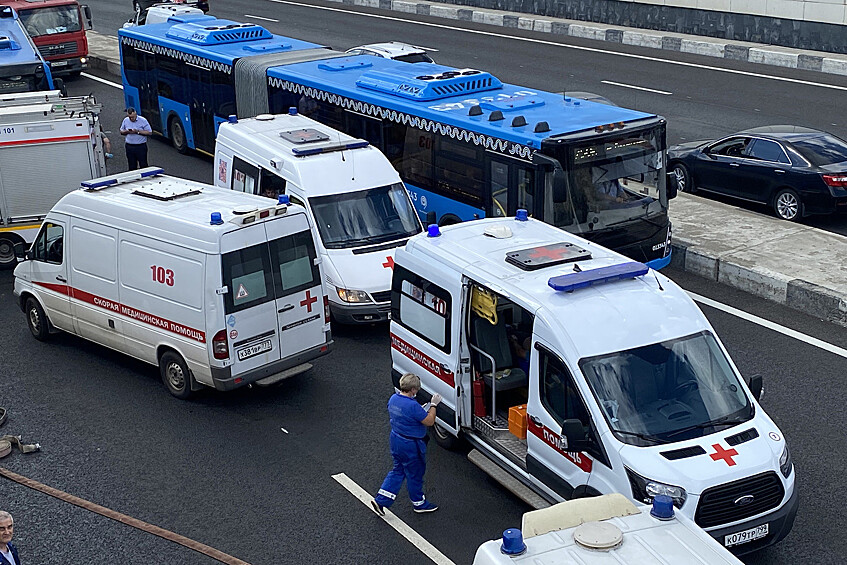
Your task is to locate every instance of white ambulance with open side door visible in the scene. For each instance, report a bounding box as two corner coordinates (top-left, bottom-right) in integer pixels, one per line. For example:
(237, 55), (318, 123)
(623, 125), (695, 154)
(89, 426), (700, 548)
(13, 168), (332, 398)
(389, 214), (798, 555)
(214, 109), (422, 324)
(0, 90), (106, 269)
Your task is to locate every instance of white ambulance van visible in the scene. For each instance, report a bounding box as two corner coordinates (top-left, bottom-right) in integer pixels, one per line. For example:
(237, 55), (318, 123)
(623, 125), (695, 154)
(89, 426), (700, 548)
(389, 213), (797, 555)
(473, 493), (744, 564)
(13, 168), (332, 398)
(214, 110), (422, 323)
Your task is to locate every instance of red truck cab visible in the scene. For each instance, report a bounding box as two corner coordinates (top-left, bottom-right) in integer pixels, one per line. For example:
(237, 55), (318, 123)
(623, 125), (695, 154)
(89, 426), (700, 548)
(5, 0), (91, 77)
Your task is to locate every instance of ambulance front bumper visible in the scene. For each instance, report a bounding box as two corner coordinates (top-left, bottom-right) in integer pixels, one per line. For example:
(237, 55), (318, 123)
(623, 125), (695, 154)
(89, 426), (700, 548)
(209, 340), (333, 391)
(330, 301), (391, 324)
(705, 484), (798, 556)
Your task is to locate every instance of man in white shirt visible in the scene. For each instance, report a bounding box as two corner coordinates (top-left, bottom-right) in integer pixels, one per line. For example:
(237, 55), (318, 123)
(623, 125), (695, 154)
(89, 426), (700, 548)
(119, 107), (152, 171)
(0, 511), (20, 565)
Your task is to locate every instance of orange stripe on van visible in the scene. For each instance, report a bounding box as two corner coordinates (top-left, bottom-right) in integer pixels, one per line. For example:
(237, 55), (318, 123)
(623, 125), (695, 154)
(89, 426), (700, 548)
(32, 281), (206, 343)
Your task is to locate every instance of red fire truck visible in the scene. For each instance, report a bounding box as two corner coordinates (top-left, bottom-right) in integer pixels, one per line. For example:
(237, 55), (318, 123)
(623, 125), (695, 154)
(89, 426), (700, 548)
(5, 0), (92, 77)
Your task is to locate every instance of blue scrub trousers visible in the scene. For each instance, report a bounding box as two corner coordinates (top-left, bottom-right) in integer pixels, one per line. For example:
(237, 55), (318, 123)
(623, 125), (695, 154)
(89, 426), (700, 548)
(374, 431), (427, 508)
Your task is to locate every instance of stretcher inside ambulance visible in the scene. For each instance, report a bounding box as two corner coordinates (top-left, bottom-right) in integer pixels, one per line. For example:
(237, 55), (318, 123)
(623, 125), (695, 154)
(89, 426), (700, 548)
(389, 214), (797, 554)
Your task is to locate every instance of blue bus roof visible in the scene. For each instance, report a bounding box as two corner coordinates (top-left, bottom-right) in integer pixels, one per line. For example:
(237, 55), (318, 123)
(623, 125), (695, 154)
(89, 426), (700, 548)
(0, 6), (44, 67)
(118, 15), (325, 66)
(267, 55), (657, 148)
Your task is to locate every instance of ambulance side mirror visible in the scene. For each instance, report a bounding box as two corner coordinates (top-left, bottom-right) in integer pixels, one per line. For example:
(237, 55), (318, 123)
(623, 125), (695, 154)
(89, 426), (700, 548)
(745, 374), (763, 401)
(13, 242), (29, 260)
(561, 419), (588, 451)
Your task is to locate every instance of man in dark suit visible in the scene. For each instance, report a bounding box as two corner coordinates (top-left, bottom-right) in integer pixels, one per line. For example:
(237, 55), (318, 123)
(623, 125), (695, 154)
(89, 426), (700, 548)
(0, 511), (20, 565)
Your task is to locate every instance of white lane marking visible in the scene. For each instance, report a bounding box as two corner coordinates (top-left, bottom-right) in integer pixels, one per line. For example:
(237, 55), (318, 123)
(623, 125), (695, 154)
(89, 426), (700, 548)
(331, 473), (456, 565)
(81, 72), (122, 89)
(245, 14), (280, 22)
(601, 80), (672, 95)
(267, 0), (847, 92)
(690, 292), (847, 360)
(280, 427), (289, 434)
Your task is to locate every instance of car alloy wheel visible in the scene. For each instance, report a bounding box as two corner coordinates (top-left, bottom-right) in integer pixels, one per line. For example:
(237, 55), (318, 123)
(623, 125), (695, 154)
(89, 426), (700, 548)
(774, 189), (800, 221)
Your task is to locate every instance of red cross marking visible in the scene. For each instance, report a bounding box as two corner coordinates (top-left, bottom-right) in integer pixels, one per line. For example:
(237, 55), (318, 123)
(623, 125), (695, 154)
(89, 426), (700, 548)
(709, 443), (739, 466)
(300, 289), (318, 312)
(528, 245), (569, 261)
(382, 256), (395, 269)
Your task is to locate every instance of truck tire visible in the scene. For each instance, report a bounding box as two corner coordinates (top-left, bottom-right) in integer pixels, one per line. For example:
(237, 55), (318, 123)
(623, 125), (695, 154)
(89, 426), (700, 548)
(169, 116), (189, 155)
(25, 297), (50, 341)
(431, 423), (460, 450)
(0, 235), (18, 269)
(159, 350), (194, 399)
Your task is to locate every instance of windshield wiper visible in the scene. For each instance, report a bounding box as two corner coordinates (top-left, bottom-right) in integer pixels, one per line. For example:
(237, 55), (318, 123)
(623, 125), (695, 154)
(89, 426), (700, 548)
(663, 416), (750, 440)
(610, 428), (669, 445)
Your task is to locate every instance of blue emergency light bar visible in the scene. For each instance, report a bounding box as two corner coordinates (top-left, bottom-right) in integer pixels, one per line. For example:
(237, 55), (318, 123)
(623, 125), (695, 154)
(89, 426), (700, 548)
(291, 140), (369, 156)
(548, 262), (649, 292)
(81, 167), (165, 190)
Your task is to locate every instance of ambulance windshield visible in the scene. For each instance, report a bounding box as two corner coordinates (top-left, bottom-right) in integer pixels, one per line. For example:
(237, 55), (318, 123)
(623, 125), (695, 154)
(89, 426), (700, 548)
(310, 182), (422, 249)
(579, 331), (753, 445)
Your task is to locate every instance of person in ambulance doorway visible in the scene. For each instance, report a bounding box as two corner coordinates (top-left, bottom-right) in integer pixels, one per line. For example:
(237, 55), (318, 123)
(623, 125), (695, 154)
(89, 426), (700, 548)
(0, 511), (20, 565)
(371, 373), (441, 515)
(119, 107), (152, 171)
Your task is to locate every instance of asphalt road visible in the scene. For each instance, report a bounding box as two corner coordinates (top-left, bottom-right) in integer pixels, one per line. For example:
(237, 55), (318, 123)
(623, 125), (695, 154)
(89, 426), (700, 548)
(0, 77), (846, 564)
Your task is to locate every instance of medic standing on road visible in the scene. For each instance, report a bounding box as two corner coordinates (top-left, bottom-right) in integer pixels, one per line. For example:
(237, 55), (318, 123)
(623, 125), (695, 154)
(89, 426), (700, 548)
(372, 373), (440, 515)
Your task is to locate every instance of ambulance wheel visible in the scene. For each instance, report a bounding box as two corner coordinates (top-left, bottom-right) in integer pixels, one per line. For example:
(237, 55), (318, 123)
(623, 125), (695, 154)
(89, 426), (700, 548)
(169, 116), (189, 155)
(0, 235), (18, 269)
(25, 297), (50, 341)
(159, 351), (194, 399)
(431, 423), (459, 450)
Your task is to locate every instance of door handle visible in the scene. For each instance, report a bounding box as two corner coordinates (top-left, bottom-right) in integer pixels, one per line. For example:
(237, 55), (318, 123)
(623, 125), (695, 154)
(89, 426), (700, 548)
(774, 169), (786, 174)
(56, 275), (66, 282)
(729, 162), (740, 167)
(529, 415), (542, 426)
(278, 304), (294, 313)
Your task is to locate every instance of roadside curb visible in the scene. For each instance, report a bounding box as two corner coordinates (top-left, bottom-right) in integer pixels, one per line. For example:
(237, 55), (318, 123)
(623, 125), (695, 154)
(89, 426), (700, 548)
(672, 240), (847, 327)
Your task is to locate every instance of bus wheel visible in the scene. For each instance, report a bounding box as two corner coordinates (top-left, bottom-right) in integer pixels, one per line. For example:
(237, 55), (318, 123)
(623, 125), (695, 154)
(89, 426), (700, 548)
(438, 214), (462, 226)
(169, 116), (189, 155)
(159, 350), (194, 399)
(0, 235), (19, 269)
(431, 423), (460, 450)
(25, 297), (50, 341)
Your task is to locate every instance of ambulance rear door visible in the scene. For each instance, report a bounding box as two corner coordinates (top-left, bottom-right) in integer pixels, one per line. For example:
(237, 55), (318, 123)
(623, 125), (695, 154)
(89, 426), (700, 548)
(264, 212), (326, 359)
(221, 224), (283, 376)
(390, 250), (463, 434)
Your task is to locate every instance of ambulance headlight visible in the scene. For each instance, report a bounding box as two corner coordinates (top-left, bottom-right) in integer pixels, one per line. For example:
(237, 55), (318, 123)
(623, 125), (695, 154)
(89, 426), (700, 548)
(779, 444), (792, 478)
(626, 467), (687, 509)
(336, 288), (371, 303)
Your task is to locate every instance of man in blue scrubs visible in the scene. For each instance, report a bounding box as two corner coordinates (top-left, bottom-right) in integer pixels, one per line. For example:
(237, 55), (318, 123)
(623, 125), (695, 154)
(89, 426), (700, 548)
(372, 373), (441, 514)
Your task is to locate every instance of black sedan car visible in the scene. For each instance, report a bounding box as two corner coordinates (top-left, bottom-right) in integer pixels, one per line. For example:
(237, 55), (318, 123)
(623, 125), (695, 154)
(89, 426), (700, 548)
(668, 126), (847, 220)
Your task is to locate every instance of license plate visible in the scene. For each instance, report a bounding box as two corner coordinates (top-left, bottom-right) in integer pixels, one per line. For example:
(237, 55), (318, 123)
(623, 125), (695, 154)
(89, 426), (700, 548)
(724, 523), (768, 547)
(237, 339), (272, 361)
(51, 60), (68, 67)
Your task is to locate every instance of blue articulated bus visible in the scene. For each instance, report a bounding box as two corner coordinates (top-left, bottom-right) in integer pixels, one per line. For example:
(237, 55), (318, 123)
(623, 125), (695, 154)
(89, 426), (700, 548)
(119, 15), (674, 267)
(0, 4), (56, 93)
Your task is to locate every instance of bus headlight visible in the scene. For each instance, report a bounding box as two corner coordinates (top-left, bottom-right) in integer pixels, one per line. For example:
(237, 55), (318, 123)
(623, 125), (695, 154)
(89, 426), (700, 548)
(626, 467), (687, 509)
(336, 288), (371, 303)
(779, 444), (793, 478)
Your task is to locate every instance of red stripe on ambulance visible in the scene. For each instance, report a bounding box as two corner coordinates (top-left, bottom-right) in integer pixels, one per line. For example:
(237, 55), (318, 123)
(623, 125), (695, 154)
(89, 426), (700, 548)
(527, 416), (593, 473)
(390, 333), (454, 386)
(0, 134), (91, 147)
(33, 281), (206, 343)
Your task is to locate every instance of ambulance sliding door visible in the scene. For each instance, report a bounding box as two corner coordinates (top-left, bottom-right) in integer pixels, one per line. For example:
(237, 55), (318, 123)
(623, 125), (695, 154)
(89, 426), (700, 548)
(389, 253), (462, 434)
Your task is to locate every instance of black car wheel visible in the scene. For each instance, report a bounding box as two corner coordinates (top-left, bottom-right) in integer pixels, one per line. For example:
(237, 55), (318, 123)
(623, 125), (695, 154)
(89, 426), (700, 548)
(670, 163), (695, 194)
(773, 188), (801, 221)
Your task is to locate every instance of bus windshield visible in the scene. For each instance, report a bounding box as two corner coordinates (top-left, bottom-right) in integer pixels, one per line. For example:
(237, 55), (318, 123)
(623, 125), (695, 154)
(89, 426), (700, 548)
(310, 183), (422, 249)
(18, 6), (81, 37)
(545, 126), (666, 232)
(580, 331), (753, 446)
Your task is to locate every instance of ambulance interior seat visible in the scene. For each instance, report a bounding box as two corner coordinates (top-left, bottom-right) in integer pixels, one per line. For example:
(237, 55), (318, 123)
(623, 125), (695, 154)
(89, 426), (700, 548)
(471, 314), (526, 392)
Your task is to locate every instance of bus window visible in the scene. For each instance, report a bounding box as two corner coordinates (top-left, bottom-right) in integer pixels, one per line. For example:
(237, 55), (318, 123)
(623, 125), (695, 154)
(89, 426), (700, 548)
(517, 167), (535, 214)
(436, 138), (483, 205)
(156, 56), (185, 101)
(212, 68), (236, 118)
(232, 157), (259, 194)
(490, 161), (509, 217)
(346, 114), (383, 149)
(400, 126), (434, 191)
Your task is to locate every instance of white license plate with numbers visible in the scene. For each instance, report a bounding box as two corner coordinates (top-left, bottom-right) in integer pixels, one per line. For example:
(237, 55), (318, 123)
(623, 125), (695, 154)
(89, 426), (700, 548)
(724, 523), (768, 547)
(51, 60), (68, 67)
(237, 339), (272, 361)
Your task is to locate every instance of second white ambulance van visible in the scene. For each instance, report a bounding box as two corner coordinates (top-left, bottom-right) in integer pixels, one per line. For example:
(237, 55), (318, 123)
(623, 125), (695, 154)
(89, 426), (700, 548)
(13, 168), (332, 398)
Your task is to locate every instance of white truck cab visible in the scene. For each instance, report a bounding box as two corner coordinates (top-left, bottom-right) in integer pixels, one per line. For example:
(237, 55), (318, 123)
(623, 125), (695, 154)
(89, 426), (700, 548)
(214, 110), (423, 323)
(390, 213), (797, 555)
(474, 493), (744, 564)
(13, 168), (332, 398)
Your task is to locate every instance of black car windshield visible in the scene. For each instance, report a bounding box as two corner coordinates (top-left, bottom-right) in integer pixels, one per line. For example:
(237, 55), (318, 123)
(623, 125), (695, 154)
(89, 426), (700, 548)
(394, 53), (434, 64)
(18, 6), (81, 37)
(580, 331), (753, 446)
(791, 134), (847, 166)
(310, 182), (422, 249)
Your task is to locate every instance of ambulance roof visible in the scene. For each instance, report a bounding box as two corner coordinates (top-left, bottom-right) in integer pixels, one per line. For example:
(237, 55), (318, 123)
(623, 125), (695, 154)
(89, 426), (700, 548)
(217, 112), (400, 196)
(402, 217), (708, 358)
(50, 169), (307, 254)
